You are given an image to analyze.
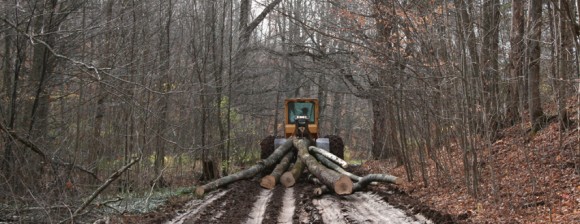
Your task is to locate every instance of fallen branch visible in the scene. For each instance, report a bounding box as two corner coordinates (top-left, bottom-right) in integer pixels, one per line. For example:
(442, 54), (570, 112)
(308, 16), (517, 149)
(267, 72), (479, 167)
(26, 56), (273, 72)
(96, 197), (123, 207)
(260, 150), (295, 189)
(67, 156), (140, 221)
(96, 197), (123, 213)
(20, 205), (71, 211)
(308, 146), (348, 168)
(146, 166), (168, 209)
(195, 138), (295, 196)
(295, 139), (352, 195)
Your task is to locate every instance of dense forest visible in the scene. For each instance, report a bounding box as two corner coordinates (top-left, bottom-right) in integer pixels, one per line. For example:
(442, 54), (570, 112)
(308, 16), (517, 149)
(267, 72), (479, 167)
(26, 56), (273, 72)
(1, 0), (579, 223)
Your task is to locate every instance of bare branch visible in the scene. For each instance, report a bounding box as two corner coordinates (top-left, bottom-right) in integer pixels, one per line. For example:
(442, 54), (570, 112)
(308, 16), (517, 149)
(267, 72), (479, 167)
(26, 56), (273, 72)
(0, 121), (100, 181)
(68, 157), (141, 221)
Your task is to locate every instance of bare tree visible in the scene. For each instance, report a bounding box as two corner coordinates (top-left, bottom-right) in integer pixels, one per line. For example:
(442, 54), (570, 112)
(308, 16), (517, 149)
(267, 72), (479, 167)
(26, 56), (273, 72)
(528, 0), (545, 132)
(480, 0), (500, 140)
(507, 0), (525, 125)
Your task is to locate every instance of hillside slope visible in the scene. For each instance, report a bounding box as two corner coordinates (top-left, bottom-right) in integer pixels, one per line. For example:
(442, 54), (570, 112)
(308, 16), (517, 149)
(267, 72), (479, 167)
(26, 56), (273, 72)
(366, 99), (580, 223)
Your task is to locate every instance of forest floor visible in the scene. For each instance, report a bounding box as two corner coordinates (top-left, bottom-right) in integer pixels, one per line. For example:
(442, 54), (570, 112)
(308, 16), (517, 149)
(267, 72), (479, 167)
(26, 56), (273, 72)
(368, 98), (580, 223)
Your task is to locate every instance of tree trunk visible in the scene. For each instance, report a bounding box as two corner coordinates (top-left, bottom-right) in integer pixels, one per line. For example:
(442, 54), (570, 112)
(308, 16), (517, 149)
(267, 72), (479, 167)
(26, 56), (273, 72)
(312, 152), (361, 182)
(480, 0), (500, 139)
(280, 153), (305, 188)
(195, 138), (294, 196)
(314, 173), (401, 196)
(1, 14), (16, 185)
(507, 0), (525, 125)
(154, 0), (173, 187)
(214, 0), (227, 176)
(556, 0), (572, 130)
(331, 92), (343, 135)
(370, 98), (388, 159)
(236, 0), (283, 68)
(89, 0), (115, 184)
(353, 174), (402, 191)
(528, 0), (545, 132)
(260, 150), (295, 189)
(308, 146), (348, 168)
(294, 139), (352, 195)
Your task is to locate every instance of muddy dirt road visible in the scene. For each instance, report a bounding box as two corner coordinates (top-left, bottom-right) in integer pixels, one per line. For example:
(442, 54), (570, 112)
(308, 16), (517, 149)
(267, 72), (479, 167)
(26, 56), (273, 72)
(165, 179), (457, 224)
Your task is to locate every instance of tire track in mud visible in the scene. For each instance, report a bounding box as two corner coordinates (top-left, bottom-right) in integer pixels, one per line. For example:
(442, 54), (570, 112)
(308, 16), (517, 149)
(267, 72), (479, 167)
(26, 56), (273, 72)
(170, 180), (263, 224)
(277, 187), (295, 224)
(165, 189), (229, 224)
(260, 186), (298, 224)
(245, 189), (273, 224)
(293, 182), (323, 224)
(314, 192), (433, 224)
(312, 196), (347, 224)
(166, 180), (439, 224)
(261, 185), (287, 224)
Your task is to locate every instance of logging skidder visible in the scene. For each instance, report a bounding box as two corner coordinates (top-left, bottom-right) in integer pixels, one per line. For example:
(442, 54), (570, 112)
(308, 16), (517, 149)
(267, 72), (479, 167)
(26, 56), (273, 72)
(194, 98), (401, 197)
(260, 98), (345, 160)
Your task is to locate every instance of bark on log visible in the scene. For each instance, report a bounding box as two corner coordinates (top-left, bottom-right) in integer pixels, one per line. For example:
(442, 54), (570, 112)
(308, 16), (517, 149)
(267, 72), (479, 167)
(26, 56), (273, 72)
(312, 153), (400, 187)
(280, 156), (304, 187)
(314, 173), (402, 196)
(353, 174), (402, 191)
(312, 152), (361, 182)
(195, 138), (294, 196)
(260, 150), (295, 189)
(308, 146), (348, 168)
(294, 139), (353, 195)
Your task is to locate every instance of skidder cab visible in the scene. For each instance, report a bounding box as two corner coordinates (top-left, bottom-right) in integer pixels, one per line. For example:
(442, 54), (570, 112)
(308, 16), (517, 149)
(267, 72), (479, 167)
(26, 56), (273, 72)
(285, 99), (317, 138)
(260, 98), (344, 160)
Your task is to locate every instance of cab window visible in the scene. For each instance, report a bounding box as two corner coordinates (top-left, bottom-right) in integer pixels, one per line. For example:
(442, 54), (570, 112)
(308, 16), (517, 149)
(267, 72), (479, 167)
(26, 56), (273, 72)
(288, 102), (315, 124)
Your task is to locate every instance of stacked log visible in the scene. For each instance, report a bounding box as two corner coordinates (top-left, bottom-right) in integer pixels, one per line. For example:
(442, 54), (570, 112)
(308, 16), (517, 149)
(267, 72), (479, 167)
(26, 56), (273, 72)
(308, 146), (348, 168)
(260, 150), (295, 189)
(195, 138), (294, 196)
(194, 137), (402, 197)
(279, 156), (304, 187)
(293, 139), (353, 195)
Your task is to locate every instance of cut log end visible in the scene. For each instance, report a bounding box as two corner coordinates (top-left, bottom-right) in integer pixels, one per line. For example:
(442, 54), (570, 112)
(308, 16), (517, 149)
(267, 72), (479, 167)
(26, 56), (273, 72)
(280, 172), (295, 188)
(394, 177), (403, 185)
(260, 175), (276, 190)
(195, 187), (205, 197)
(333, 175), (353, 195)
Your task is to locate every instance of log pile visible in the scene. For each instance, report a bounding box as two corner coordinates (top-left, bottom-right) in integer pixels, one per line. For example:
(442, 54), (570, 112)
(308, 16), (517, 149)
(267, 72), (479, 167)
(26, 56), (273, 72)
(194, 137), (402, 197)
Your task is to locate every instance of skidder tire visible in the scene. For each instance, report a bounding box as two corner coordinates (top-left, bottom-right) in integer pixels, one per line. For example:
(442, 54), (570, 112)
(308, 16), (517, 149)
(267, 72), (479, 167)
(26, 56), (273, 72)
(260, 135), (276, 160)
(324, 135), (345, 159)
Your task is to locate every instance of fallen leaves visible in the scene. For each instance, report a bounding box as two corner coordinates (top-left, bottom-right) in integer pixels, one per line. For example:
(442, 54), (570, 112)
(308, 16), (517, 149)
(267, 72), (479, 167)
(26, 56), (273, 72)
(364, 101), (580, 223)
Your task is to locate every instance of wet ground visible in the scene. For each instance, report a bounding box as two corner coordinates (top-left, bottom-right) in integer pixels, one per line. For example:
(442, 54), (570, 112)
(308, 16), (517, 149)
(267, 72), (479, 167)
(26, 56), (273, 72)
(163, 178), (460, 224)
(116, 164), (465, 224)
